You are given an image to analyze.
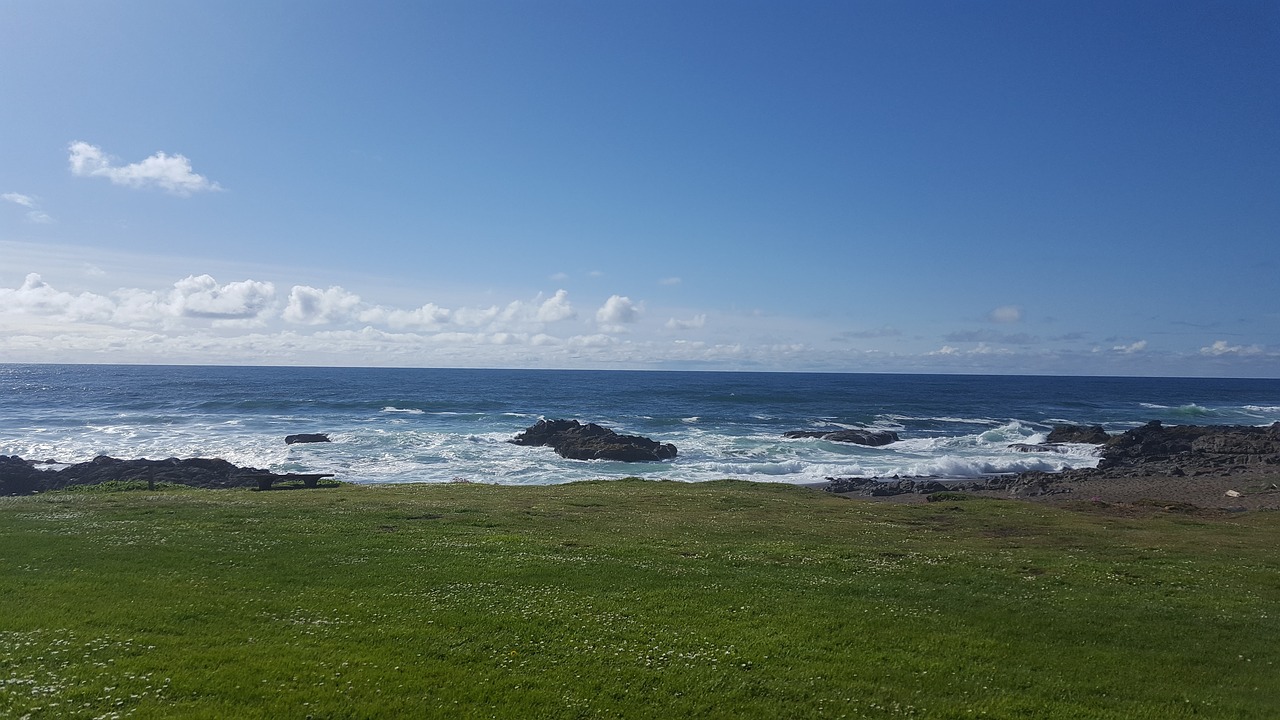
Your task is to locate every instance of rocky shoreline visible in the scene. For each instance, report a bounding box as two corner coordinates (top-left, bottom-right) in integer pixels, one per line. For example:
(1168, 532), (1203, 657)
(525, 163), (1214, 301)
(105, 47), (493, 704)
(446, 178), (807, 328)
(823, 421), (1280, 511)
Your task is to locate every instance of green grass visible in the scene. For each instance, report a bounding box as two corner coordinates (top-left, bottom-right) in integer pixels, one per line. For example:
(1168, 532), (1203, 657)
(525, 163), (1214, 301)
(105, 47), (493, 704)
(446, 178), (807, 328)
(1, 479), (1277, 719)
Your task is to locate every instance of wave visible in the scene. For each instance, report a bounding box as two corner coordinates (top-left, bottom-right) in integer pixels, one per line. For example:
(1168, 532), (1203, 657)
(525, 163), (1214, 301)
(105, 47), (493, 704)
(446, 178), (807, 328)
(381, 406), (426, 415)
(1139, 402), (1217, 417)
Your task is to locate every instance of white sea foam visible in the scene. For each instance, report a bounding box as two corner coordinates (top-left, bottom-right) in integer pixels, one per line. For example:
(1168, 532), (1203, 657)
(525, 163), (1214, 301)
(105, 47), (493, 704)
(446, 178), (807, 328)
(381, 406), (425, 414)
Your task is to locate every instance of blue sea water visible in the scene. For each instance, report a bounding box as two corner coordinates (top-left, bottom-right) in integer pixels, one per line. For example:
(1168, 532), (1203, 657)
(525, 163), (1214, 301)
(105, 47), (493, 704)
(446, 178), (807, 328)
(2, 364), (1278, 485)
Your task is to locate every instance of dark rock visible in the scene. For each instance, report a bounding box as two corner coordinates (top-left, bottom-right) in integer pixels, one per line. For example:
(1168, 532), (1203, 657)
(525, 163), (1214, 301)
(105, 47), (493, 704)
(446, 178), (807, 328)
(285, 433), (331, 445)
(1, 455), (45, 495)
(510, 419), (677, 462)
(825, 477), (969, 496)
(1046, 424), (1111, 444)
(0, 454), (335, 495)
(1100, 421), (1280, 471)
(784, 429), (899, 446)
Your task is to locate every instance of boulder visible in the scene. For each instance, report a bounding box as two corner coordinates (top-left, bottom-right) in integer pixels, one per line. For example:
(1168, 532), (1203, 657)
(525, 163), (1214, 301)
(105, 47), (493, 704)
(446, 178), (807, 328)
(1045, 424), (1111, 444)
(286, 433), (331, 445)
(510, 419), (677, 462)
(784, 429), (899, 446)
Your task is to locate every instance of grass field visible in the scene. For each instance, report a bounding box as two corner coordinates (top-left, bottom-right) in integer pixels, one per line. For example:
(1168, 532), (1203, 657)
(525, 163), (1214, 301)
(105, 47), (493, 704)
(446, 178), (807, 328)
(2, 479), (1277, 719)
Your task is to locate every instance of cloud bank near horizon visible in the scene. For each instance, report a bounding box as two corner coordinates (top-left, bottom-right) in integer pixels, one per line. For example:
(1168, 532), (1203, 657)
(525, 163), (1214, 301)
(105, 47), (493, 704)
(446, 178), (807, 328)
(1, 270), (1274, 376)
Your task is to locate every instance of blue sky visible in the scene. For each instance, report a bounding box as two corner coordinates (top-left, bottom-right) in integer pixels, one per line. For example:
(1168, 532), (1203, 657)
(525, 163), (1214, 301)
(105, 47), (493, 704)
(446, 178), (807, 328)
(1, 1), (1277, 375)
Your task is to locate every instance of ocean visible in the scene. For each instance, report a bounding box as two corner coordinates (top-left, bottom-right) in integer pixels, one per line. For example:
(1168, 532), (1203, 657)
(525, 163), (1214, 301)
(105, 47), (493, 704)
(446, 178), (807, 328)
(2, 364), (1278, 486)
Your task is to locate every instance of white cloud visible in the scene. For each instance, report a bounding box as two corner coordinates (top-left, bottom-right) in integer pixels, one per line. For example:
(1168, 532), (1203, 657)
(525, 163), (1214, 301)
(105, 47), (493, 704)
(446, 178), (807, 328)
(659, 277), (682, 286)
(68, 141), (221, 196)
(596, 295), (641, 329)
(536, 289), (576, 322)
(172, 275), (275, 319)
(988, 305), (1022, 323)
(1112, 340), (1147, 354)
(0, 273), (114, 321)
(282, 285), (363, 325)
(549, 272), (569, 282)
(1200, 340), (1262, 356)
(451, 305), (499, 327)
(382, 303), (452, 329)
(666, 314), (706, 331)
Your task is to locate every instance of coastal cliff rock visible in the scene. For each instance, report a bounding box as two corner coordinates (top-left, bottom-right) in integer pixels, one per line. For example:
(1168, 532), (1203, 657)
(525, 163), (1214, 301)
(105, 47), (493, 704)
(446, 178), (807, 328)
(783, 429), (900, 446)
(510, 419), (677, 462)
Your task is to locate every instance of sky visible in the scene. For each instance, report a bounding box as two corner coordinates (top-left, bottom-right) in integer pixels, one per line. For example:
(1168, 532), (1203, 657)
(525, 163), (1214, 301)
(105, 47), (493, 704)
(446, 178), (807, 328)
(1, 0), (1277, 376)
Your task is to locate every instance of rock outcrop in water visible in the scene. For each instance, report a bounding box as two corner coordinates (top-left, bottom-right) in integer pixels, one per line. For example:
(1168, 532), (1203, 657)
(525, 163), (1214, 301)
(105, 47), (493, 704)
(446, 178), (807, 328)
(783, 429), (899, 446)
(510, 419), (677, 462)
(0, 455), (334, 495)
(286, 433), (331, 445)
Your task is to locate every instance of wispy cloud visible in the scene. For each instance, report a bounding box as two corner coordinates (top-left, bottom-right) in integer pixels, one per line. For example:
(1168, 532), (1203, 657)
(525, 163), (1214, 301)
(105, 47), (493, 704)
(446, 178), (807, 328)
(666, 314), (706, 331)
(1200, 340), (1262, 356)
(943, 329), (1040, 345)
(68, 141), (222, 196)
(658, 276), (682, 286)
(837, 326), (901, 340)
(2, 192), (35, 208)
(987, 305), (1022, 324)
(3, 192), (54, 223)
(1112, 340), (1147, 354)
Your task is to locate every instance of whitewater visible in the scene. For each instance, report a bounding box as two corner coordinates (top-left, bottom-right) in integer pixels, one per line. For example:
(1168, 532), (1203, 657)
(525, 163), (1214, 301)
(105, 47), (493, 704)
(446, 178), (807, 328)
(3, 365), (1278, 486)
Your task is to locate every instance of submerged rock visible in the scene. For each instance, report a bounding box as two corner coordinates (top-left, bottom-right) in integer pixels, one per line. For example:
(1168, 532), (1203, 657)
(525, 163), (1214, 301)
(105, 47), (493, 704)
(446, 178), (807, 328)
(783, 429), (899, 446)
(510, 419), (677, 462)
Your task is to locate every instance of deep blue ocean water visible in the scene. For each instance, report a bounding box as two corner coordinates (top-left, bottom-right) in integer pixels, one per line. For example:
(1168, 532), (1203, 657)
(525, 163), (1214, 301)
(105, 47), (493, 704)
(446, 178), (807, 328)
(2, 364), (1278, 485)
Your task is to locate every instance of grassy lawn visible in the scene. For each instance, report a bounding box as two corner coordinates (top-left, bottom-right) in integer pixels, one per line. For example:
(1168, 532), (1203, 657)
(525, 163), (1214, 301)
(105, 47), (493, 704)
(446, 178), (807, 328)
(2, 479), (1277, 719)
